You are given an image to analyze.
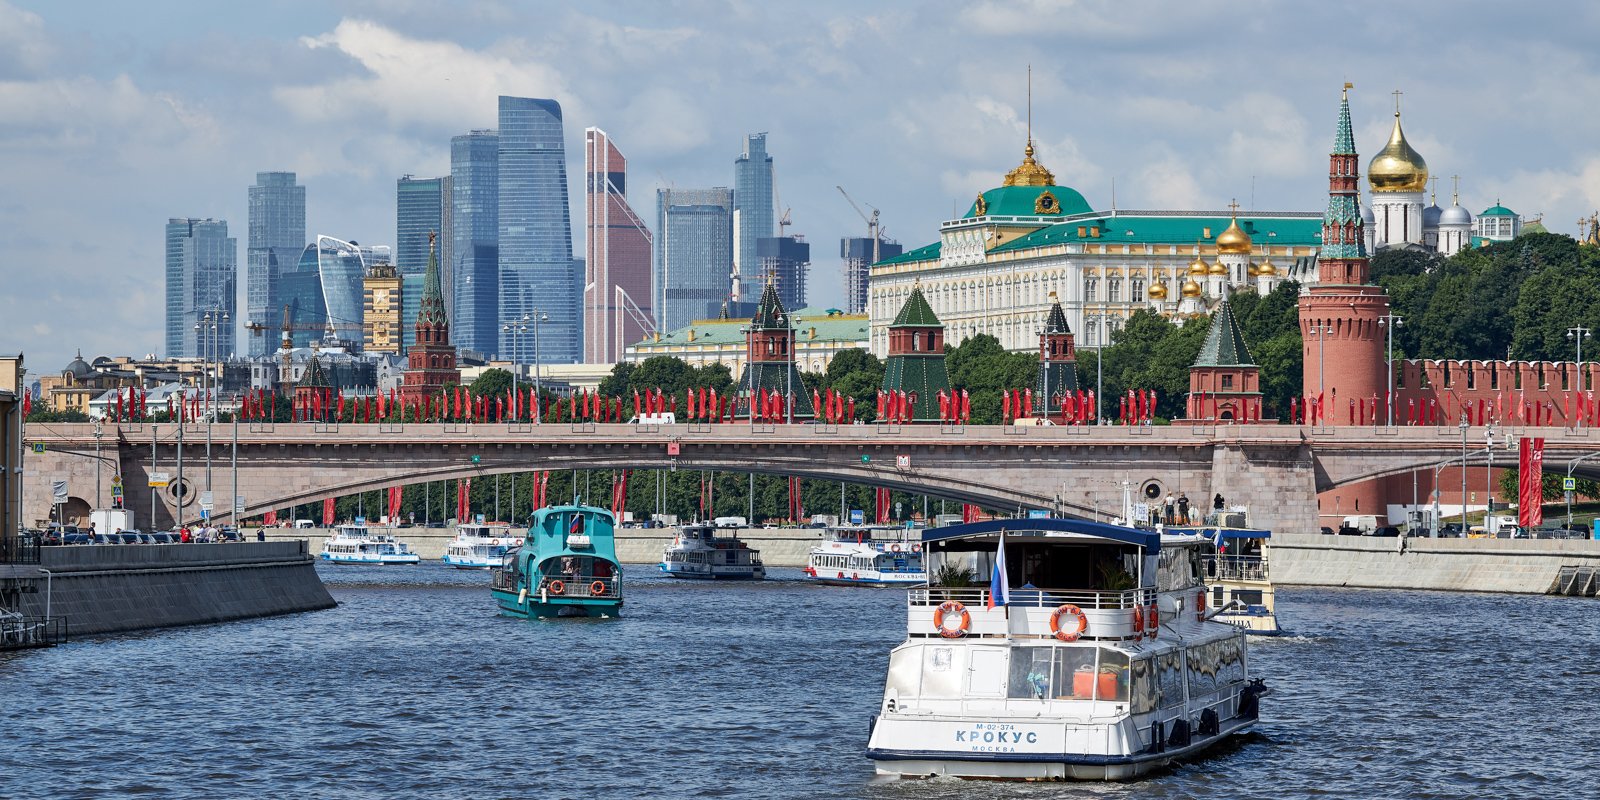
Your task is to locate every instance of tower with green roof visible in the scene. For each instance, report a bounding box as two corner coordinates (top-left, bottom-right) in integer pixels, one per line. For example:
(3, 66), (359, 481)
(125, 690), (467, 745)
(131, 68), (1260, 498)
(882, 283), (950, 422)
(400, 231), (460, 403)
(738, 279), (814, 419)
(1183, 300), (1266, 423)
(1035, 293), (1078, 417)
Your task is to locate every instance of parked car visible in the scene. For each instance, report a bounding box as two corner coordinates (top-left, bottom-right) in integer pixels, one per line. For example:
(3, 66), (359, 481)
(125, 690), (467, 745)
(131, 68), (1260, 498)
(91, 534), (114, 545)
(1370, 526), (1402, 537)
(148, 532), (172, 544)
(63, 533), (92, 545)
(1438, 523), (1465, 538)
(1319, 526), (1335, 536)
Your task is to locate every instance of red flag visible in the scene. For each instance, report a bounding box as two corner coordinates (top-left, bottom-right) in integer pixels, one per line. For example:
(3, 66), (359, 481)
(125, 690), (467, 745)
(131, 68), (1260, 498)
(337, 392), (345, 421)
(322, 497), (335, 526)
(263, 510), (276, 526)
(1023, 387), (1033, 418)
(1518, 437), (1545, 528)
(848, 396), (856, 421)
(875, 390), (885, 421)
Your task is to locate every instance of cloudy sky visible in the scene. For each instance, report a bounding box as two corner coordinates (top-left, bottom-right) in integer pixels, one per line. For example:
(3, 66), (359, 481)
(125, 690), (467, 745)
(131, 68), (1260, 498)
(5, 0), (1600, 380)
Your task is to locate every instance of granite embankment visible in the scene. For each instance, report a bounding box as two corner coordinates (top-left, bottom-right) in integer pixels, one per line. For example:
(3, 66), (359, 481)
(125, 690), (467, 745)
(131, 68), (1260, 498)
(17, 541), (335, 636)
(1270, 532), (1600, 594)
(263, 526), (837, 567)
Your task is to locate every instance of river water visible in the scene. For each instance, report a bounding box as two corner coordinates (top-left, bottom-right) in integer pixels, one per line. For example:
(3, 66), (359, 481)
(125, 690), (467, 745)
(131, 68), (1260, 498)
(2, 565), (1596, 799)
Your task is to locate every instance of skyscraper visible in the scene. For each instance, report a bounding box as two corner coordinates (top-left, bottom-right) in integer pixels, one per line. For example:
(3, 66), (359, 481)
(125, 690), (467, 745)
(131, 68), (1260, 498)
(733, 133), (774, 305)
(246, 172), (305, 356)
(165, 218), (237, 358)
(450, 130), (499, 356)
(276, 236), (388, 348)
(757, 235), (810, 312)
(498, 96), (577, 364)
(396, 175), (448, 275)
(841, 236), (904, 315)
(583, 128), (653, 363)
(655, 187), (733, 333)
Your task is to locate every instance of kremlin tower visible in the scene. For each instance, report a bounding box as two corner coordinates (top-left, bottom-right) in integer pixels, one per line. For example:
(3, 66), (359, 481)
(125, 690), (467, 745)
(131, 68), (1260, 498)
(400, 232), (460, 403)
(1298, 85), (1394, 522)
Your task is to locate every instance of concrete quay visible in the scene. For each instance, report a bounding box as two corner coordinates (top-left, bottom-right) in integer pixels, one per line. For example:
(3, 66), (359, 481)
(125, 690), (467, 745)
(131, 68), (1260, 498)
(16, 541), (336, 636)
(1270, 532), (1600, 594)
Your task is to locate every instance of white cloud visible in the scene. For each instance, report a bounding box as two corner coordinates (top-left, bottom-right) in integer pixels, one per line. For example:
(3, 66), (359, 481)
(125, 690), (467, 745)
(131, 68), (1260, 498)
(0, 0), (52, 77)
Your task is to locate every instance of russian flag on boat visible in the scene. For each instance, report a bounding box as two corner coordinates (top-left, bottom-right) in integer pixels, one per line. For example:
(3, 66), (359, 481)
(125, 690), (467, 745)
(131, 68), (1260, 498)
(988, 531), (1009, 609)
(569, 514), (585, 534)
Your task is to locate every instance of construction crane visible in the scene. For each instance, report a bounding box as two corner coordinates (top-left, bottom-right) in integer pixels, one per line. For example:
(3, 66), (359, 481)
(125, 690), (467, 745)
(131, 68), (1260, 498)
(774, 171), (794, 237)
(836, 185), (882, 265)
(243, 304), (361, 391)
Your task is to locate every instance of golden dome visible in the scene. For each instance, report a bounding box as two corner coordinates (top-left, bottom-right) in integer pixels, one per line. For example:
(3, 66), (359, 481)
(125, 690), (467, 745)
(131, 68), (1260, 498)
(1207, 259), (1229, 276)
(1246, 261), (1260, 277)
(1188, 255), (1209, 275)
(1147, 281), (1168, 300)
(1180, 278), (1203, 298)
(1368, 112), (1428, 193)
(1215, 216), (1252, 254)
(1002, 140), (1057, 187)
(1258, 257), (1277, 276)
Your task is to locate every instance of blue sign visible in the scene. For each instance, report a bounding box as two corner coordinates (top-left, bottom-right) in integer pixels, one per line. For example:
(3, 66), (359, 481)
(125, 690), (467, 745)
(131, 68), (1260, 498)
(476, 514), (486, 524)
(849, 509), (865, 525)
(200, 509), (210, 520)
(355, 516), (366, 525)
(1027, 509), (1050, 519)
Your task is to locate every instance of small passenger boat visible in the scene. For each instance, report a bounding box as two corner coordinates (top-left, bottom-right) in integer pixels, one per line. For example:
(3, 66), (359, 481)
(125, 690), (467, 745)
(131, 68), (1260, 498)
(319, 524), (421, 565)
(865, 518), (1267, 781)
(1167, 510), (1283, 635)
(659, 523), (766, 580)
(491, 505), (623, 619)
(442, 521), (519, 569)
(804, 525), (926, 587)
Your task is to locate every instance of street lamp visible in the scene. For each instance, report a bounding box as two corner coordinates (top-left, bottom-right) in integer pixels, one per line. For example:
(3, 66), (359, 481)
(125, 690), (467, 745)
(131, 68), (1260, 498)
(1565, 452), (1600, 528)
(1569, 326), (1591, 428)
(1307, 322), (1333, 421)
(194, 308), (227, 512)
(1459, 415), (1469, 532)
(1379, 312), (1402, 427)
(530, 309), (549, 423)
(502, 314), (531, 419)
(1485, 422), (1496, 528)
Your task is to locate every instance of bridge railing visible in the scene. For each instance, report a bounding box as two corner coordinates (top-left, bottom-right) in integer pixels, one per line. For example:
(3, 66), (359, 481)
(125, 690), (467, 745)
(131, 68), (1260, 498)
(0, 534), (42, 564)
(909, 586), (1156, 610)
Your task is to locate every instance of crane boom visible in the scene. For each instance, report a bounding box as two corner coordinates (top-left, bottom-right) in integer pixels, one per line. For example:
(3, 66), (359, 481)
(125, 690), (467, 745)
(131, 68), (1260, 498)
(836, 185), (882, 264)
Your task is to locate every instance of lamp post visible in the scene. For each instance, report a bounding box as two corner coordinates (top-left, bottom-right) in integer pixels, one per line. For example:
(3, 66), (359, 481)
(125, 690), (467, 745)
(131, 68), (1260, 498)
(1379, 312), (1403, 427)
(1485, 422), (1496, 528)
(1566, 452), (1600, 528)
(1569, 326), (1591, 428)
(1459, 415), (1469, 532)
(502, 314), (530, 419)
(1307, 323), (1333, 400)
(193, 308), (227, 503)
(529, 310), (549, 423)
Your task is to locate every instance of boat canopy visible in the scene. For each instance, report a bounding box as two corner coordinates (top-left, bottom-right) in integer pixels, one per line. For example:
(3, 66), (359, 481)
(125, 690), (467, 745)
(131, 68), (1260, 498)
(922, 518), (1161, 551)
(1166, 526), (1271, 540)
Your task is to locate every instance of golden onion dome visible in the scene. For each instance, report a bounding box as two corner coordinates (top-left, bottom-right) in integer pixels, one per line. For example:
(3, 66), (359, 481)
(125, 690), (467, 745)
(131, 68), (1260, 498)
(1002, 140), (1057, 187)
(1180, 278), (1203, 298)
(1147, 281), (1169, 300)
(1246, 261), (1260, 277)
(1215, 216), (1253, 254)
(1207, 259), (1229, 276)
(1188, 255), (1209, 275)
(1368, 112), (1429, 193)
(1258, 257), (1277, 276)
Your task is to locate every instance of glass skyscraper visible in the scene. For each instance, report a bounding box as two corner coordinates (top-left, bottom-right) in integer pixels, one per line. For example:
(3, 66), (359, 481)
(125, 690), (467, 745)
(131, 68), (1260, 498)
(277, 236), (389, 348)
(583, 127), (653, 363)
(498, 96), (577, 364)
(246, 172), (305, 356)
(655, 187), (733, 333)
(165, 218), (237, 358)
(757, 235), (810, 312)
(396, 175), (447, 275)
(450, 130), (499, 357)
(840, 236), (904, 315)
(733, 133), (774, 303)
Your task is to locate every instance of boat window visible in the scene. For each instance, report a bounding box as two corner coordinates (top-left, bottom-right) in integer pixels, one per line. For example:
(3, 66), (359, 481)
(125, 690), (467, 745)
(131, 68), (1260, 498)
(967, 648), (1007, 697)
(1008, 646), (1054, 699)
(885, 647), (922, 699)
(1158, 651), (1185, 707)
(1186, 641), (1220, 697)
(1157, 546), (1203, 592)
(920, 646), (963, 699)
(1130, 658), (1158, 714)
(1217, 635), (1246, 686)
(930, 540), (1139, 592)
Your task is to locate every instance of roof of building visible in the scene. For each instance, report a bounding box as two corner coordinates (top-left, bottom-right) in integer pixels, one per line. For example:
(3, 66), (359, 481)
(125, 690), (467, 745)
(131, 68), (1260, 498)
(890, 284), (942, 328)
(1193, 300), (1255, 367)
(417, 234), (448, 327)
(876, 241), (941, 266)
(750, 280), (789, 329)
(1043, 298), (1071, 335)
(990, 213), (1323, 254)
(65, 350), (91, 378)
(298, 353), (332, 389)
(1481, 204), (1516, 217)
(628, 308), (869, 350)
(967, 184), (1093, 219)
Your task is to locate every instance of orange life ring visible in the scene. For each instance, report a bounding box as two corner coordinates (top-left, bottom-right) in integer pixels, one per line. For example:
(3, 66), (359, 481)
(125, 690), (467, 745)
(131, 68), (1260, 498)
(1132, 606), (1145, 636)
(1049, 604), (1088, 642)
(933, 600), (970, 639)
(837, 571), (844, 579)
(852, 572), (859, 580)
(890, 543), (902, 553)
(1146, 604), (1160, 639)
(549, 579), (566, 595)
(910, 543), (922, 553)
(590, 580), (605, 596)
(1196, 589), (1207, 621)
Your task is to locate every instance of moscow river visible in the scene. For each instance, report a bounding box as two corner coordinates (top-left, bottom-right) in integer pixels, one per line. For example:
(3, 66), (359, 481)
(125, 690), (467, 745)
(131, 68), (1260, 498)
(3, 564), (1597, 799)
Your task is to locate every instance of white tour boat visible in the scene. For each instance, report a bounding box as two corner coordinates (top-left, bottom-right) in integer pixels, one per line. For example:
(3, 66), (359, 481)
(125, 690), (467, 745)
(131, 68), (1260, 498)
(866, 518), (1267, 781)
(804, 525), (926, 587)
(1168, 510), (1283, 635)
(442, 522), (520, 569)
(320, 524), (421, 565)
(658, 523), (766, 580)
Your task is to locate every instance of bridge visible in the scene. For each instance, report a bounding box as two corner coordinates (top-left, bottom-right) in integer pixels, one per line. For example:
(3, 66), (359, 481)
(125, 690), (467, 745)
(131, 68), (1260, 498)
(21, 421), (1600, 535)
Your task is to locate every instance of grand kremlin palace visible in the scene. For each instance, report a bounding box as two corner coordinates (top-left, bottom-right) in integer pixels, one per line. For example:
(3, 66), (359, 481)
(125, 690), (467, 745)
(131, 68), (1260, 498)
(868, 142), (1322, 356)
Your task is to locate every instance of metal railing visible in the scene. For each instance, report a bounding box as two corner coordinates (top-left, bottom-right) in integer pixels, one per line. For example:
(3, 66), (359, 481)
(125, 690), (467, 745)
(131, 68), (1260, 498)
(1203, 555), (1268, 582)
(0, 614), (67, 650)
(539, 574), (620, 598)
(0, 534), (42, 564)
(909, 587), (1155, 609)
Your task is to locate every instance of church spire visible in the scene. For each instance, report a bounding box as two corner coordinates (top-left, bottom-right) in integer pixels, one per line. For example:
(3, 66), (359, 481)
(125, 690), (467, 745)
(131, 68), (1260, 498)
(1319, 83), (1368, 271)
(417, 231), (448, 327)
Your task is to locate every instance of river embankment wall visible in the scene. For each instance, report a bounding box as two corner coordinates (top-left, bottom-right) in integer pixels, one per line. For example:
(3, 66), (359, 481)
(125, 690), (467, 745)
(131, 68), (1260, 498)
(1269, 532), (1600, 594)
(17, 542), (336, 636)
(263, 526), (836, 567)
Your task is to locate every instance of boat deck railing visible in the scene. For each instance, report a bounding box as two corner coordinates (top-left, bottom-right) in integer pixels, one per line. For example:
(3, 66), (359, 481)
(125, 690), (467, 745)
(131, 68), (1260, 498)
(909, 587), (1157, 610)
(537, 573), (620, 599)
(1203, 555), (1268, 582)
(0, 614), (66, 651)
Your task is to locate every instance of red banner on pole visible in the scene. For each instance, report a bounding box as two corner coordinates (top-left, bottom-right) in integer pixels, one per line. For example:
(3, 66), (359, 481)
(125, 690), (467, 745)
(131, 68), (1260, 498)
(1518, 437), (1545, 528)
(322, 497), (335, 526)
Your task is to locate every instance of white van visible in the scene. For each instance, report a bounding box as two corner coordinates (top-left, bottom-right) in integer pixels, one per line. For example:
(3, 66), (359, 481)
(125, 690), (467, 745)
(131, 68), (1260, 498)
(713, 516), (748, 529)
(1340, 515), (1377, 535)
(1011, 417), (1055, 426)
(628, 413), (676, 425)
(294, 519), (316, 529)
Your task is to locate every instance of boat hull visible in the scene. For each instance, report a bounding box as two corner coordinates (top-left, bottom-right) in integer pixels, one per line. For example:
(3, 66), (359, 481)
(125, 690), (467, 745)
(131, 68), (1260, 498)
(658, 563), (766, 580)
(441, 554), (497, 570)
(810, 574), (925, 588)
(320, 553), (420, 565)
(490, 587), (622, 619)
(867, 714), (1257, 781)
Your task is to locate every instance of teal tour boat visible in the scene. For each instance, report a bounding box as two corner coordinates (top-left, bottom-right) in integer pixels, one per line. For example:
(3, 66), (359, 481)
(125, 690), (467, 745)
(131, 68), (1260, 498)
(492, 505), (624, 619)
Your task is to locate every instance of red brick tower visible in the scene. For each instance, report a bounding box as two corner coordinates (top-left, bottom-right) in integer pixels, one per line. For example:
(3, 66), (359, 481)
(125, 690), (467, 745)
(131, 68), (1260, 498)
(1298, 85), (1393, 522)
(400, 232), (460, 402)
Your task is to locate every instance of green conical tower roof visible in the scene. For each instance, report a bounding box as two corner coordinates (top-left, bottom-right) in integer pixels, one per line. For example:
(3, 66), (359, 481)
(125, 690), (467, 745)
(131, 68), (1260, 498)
(750, 278), (789, 330)
(1193, 300), (1254, 367)
(418, 232), (448, 327)
(890, 284), (942, 328)
(298, 352), (332, 389)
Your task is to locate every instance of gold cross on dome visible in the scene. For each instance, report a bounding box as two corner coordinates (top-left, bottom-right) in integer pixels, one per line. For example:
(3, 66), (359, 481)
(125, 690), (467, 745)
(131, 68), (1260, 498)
(1228, 199), (1240, 215)
(1392, 89), (1403, 114)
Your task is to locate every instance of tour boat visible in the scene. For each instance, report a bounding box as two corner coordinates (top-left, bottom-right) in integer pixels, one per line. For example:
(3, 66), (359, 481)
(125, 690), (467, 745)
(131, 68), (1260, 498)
(804, 525), (926, 587)
(441, 522), (519, 569)
(659, 523), (767, 580)
(1167, 511), (1283, 635)
(319, 524), (421, 565)
(491, 505), (623, 619)
(865, 518), (1268, 781)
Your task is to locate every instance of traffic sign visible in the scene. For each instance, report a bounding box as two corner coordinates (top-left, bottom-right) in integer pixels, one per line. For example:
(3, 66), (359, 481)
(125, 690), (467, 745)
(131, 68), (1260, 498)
(471, 455), (482, 464)
(1564, 477), (1577, 491)
(148, 472), (171, 488)
(111, 474), (123, 488)
(235, 496), (246, 513)
(895, 455), (911, 469)
(200, 491), (214, 510)
(31, 442), (44, 454)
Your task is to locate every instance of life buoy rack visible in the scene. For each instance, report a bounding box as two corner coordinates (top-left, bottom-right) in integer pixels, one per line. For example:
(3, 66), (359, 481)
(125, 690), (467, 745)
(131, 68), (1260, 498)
(933, 600), (970, 638)
(590, 580), (606, 596)
(1131, 606), (1145, 636)
(1146, 604), (1160, 639)
(1049, 603), (1089, 642)
(549, 580), (566, 595)
(1196, 589), (1207, 621)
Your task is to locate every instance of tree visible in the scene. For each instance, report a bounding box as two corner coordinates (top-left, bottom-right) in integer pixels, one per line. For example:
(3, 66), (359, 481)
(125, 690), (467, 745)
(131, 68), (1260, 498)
(946, 334), (1035, 424)
(469, 368), (514, 398)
